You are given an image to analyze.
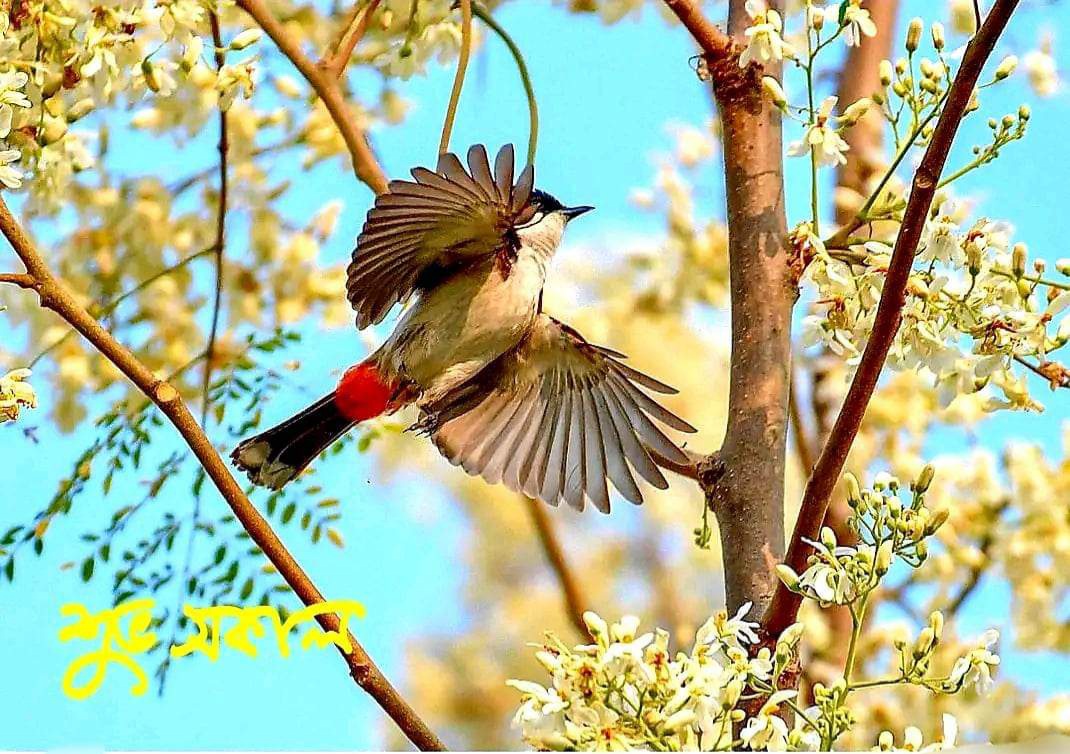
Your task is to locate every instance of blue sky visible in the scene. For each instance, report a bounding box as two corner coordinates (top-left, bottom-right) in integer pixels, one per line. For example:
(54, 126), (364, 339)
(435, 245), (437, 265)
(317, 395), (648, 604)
(1, 1), (1068, 749)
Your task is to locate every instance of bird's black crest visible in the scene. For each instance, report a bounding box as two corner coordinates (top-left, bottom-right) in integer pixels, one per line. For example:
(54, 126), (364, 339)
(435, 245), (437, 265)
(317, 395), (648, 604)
(529, 189), (564, 213)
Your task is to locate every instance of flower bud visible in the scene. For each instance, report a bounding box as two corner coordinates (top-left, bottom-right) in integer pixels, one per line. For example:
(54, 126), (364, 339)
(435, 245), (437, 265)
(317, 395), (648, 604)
(1019, 104), (1031, 121)
(808, 5), (824, 31)
(1001, 113), (1016, 129)
(776, 622), (805, 654)
(995, 55), (1018, 80)
(915, 463), (935, 492)
(929, 610), (945, 641)
(841, 97), (872, 124)
(879, 59), (894, 87)
(664, 709), (697, 732)
(906, 18), (923, 52)
(141, 59), (162, 93)
(925, 507), (950, 536)
(1057, 258), (1070, 276)
(776, 563), (800, 590)
(845, 472), (862, 504)
(875, 540), (894, 574)
(582, 611), (608, 638)
(67, 98), (95, 122)
(920, 77), (940, 94)
(762, 76), (788, 110)
(914, 627), (936, 657)
(931, 22), (945, 50)
(1012, 242), (1028, 277)
(821, 526), (837, 550)
(229, 28), (263, 51)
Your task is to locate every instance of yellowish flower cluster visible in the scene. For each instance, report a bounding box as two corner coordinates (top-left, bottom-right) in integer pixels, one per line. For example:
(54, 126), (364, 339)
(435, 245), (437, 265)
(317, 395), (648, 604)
(0, 367), (36, 422)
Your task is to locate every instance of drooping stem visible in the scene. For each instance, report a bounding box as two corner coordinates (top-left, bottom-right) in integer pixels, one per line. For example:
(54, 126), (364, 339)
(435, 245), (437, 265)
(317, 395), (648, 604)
(439, 0), (473, 157)
(472, 4), (539, 165)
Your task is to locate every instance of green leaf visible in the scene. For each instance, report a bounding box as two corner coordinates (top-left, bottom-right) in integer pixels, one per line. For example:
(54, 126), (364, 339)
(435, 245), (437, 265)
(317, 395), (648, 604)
(81, 557), (95, 582)
(239, 577), (254, 601)
(281, 502), (296, 525)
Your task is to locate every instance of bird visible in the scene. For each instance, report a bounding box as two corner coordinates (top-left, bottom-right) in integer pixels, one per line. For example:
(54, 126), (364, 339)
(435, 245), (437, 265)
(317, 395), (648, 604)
(231, 144), (696, 512)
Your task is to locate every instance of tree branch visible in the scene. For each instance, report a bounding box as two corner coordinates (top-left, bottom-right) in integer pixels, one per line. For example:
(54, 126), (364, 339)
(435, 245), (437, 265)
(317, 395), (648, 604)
(320, 0), (381, 79)
(662, 0), (734, 62)
(524, 496), (592, 640)
(0, 197), (445, 751)
(235, 0), (389, 194)
(763, 0), (1022, 638)
(0, 271), (36, 289)
(666, 0), (792, 614)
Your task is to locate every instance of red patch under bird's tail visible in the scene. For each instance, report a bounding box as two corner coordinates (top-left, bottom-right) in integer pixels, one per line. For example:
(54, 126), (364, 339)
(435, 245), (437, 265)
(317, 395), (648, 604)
(231, 362), (395, 489)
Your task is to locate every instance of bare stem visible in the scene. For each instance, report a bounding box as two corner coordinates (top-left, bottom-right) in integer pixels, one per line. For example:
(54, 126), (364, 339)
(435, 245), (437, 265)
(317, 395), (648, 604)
(763, 0), (1022, 638)
(472, 4), (538, 165)
(0, 197), (444, 751)
(439, 0), (472, 157)
(201, 11), (230, 427)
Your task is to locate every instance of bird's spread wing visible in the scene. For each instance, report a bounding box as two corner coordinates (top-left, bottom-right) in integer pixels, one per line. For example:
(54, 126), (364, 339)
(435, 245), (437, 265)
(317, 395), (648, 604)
(421, 314), (697, 512)
(346, 144), (535, 328)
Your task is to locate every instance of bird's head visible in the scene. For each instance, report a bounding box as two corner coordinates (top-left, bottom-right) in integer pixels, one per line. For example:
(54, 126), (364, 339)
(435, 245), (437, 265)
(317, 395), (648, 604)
(515, 189), (594, 255)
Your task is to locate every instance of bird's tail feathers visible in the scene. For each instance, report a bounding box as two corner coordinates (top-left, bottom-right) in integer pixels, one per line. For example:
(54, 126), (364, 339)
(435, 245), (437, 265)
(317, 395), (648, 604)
(231, 392), (356, 490)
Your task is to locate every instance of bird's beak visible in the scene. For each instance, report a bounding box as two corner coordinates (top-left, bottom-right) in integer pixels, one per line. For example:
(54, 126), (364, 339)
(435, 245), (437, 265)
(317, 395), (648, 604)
(562, 205), (595, 221)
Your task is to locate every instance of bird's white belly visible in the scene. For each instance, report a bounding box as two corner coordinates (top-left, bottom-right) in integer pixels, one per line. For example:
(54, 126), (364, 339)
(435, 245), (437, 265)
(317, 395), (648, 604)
(378, 256), (545, 402)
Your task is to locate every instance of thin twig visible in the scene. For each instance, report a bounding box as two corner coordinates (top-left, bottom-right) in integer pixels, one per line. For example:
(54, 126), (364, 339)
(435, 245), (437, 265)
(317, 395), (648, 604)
(320, 0), (381, 79)
(1014, 354), (1070, 389)
(26, 247), (217, 369)
(235, 0), (389, 194)
(201, 11), (230, 428)
(0, 197), (445, 751)
(439, 0), (472, 156)
(763, 0), (1022, 638)
(524, 496), (593, 640)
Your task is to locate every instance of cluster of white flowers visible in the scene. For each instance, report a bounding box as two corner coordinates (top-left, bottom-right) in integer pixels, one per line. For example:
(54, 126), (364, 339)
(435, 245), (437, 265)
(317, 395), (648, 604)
(0, 69), (31, 188)
(802, 201), (1070, 411)
(740, 0), (794, 68)
(778, 467), (946, 607)
(508, 607), (821, 751)
(0, 368), (37, 422)
(509, 467), (1005, 751)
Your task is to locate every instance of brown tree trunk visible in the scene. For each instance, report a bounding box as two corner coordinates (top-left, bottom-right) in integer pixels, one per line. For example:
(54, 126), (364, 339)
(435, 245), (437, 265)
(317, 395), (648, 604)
(706, 0), (792, 613)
